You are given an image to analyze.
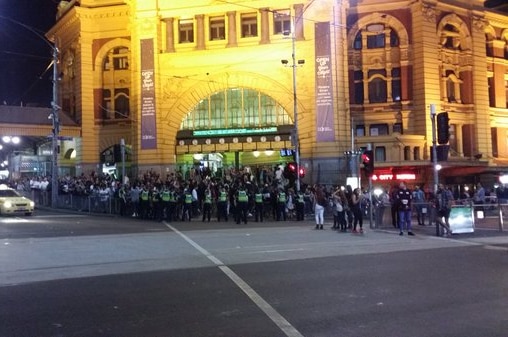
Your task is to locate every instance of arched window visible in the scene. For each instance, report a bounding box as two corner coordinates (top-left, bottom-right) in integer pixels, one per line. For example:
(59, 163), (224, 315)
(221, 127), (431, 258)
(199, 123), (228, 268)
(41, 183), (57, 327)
(101, 47), (130, 120)
(181, 88), (292, 130)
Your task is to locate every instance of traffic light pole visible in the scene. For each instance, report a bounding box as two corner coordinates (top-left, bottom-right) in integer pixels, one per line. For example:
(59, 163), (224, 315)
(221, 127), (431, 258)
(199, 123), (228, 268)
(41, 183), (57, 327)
(367, 143), (374, 229)
(430, 104), (440, 236)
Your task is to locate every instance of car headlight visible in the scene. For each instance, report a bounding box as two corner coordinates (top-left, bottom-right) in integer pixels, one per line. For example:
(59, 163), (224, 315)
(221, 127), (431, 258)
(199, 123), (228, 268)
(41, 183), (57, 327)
(4, 200), (12, 208)
(30, 201), (35, 207)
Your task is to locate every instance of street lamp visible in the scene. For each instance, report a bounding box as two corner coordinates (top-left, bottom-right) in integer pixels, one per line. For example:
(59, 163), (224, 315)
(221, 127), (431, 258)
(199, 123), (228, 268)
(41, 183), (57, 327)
(281, 26), (305, 193)
(0, 15), (60, 207)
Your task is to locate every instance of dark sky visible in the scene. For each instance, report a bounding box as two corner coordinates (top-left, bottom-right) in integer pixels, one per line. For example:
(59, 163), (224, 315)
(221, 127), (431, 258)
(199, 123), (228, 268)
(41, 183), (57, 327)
(0, 0), (59, 106)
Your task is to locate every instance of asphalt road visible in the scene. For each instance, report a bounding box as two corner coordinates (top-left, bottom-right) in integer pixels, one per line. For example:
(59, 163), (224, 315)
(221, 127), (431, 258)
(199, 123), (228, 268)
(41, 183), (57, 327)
(1, 210), (508, 337)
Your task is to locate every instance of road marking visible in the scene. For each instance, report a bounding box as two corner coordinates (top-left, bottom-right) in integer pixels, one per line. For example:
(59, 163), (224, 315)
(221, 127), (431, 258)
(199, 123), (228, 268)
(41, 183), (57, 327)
(164, 222), (304, 337)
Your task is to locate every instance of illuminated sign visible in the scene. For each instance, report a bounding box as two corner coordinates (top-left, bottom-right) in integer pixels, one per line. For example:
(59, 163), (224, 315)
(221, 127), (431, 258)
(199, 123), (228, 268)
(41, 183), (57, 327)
(371, 173), (416, 181)
(193, 127), (277, 137)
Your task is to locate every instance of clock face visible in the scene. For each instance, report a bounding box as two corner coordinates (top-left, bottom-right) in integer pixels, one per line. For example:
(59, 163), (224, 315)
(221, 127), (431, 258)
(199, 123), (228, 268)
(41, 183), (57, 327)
(219, 138), (225, 144)
(246, 137), (252, 143)
(205, 139), (211, 145)
(260, 136), (266, 142)
(192, 139), (198, 145)
(179, 140), (185, 146)
(275, 136), (281, 142)
(233, 137), (238, 143)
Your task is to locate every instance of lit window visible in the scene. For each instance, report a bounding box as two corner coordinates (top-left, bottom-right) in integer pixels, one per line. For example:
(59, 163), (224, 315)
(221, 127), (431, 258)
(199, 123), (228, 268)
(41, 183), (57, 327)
(179, 20), (194, 43)
(273, 9), (291, 35)
(241, 13), (258, 37)
(210, 17), (225, 40)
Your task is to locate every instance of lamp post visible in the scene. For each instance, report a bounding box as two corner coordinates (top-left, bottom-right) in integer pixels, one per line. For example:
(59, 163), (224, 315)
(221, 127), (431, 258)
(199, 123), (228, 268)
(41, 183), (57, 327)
(0, 15), (60, 207)
(282, 23), (304, 193)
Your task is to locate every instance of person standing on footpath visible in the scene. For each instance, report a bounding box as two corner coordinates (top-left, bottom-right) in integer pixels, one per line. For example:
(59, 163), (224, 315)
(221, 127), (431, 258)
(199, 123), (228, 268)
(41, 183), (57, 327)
(202, 187), (212, 222)
(236, 184), (249, 224)
(351, 187), (364, 233)
(217, 185), (228, 222)
(254, 187), (264, 222)
(435, 183), (454, 235)
(313, 185), (326, 230)
(276, 187), (287, 221)
(412, 185), (426, 226)
(390, 184), (399, 228)
(296, 189), (305, 221)
(396, 181), (414, 236)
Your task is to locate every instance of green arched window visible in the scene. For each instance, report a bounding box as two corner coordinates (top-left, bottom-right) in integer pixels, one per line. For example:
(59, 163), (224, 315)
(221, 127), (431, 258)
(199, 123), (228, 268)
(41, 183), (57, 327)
(181, 88), (292, 130)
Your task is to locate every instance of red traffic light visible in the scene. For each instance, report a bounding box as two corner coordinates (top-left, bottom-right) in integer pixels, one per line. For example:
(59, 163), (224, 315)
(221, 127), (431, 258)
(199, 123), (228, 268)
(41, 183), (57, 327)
(298, 167), (305, 178)
(288, 162), (297, 172)
(361, 153), (371, 164)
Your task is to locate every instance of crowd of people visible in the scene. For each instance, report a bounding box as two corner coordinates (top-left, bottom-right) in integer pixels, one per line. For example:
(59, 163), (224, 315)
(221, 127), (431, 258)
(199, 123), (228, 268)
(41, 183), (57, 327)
(8, 165), (500, 237)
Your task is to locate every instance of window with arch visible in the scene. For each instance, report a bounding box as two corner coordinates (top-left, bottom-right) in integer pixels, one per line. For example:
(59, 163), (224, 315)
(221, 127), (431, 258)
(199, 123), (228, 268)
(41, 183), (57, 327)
(101, 47), (131, 120)
(181, 88), (292, 130)
(353, 26), (400, 50)
(368, 69), (387, 103)
(350, 20), (406, 106)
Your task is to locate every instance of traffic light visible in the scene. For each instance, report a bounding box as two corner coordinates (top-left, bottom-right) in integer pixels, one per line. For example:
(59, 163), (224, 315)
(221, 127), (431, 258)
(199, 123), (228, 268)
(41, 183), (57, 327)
(437, 112), (450, 145)
(361, 150), (374, 177)
(285, 162), (305, 179)
(298, 166), (305, 178)
(288, 162), (297, 172)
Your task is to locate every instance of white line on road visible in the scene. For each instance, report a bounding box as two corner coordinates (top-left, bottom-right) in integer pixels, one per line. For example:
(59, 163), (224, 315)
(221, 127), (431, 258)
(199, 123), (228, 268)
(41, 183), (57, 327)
(164, 222), (304, 337)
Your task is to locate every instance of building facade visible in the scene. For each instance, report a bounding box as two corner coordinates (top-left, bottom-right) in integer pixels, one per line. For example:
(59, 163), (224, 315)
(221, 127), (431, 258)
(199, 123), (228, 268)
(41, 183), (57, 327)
(47, 0), (508, 189)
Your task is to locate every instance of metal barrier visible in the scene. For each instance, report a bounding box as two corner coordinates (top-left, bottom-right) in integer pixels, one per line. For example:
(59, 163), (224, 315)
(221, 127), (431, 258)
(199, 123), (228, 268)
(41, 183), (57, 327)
(372, 199), (505, 234)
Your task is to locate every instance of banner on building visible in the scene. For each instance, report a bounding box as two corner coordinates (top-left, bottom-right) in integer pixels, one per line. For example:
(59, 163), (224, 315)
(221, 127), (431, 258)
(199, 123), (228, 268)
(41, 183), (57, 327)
(140, 39), (157, 149)
(314, 22), (335, 142)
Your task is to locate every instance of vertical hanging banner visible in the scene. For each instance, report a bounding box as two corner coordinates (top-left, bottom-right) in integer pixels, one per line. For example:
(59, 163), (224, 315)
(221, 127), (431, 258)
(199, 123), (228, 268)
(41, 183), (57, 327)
(314, 22), (335, 142)
(140, 39), (157, 149)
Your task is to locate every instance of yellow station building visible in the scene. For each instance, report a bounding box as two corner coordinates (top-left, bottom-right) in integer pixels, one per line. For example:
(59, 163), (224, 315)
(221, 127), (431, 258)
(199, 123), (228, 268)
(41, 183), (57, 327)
(44, 0), (508, 189)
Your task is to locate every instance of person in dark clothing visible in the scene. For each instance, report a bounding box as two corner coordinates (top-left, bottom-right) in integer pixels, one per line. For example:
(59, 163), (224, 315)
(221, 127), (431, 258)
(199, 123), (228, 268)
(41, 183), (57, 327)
(435, 183), (454, 235)
(390, 184), (399, 228)
(396, 181), (414, 236)
(351, 188), (364, 233)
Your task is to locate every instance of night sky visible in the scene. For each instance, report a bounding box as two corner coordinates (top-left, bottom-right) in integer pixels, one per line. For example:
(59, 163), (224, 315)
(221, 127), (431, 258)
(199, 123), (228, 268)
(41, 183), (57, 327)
(0, 0), (58, 107)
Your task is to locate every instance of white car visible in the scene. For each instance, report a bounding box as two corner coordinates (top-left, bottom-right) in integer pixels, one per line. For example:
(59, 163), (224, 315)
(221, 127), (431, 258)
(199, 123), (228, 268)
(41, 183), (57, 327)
(0, 185), (35, 216)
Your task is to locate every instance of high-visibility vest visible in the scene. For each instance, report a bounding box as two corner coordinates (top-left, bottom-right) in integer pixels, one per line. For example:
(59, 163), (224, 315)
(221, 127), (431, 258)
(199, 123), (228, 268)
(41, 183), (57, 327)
(278, 192), (287, 203)
(161, 190), (170, 201)
(219, 191), (227, 202)
(185, 193), (192, 204)
(237, 190), (248, 202)
(298, 193), (305, 203)
(204, 193), (212, 204)
(169, 191), (176, 202)
(141, 190), (149, 201)
(255, 193), (263, 203)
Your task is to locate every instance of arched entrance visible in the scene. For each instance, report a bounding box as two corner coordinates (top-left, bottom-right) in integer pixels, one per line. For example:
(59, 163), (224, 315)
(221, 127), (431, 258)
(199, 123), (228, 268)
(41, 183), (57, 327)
(175, 88), (296, 179)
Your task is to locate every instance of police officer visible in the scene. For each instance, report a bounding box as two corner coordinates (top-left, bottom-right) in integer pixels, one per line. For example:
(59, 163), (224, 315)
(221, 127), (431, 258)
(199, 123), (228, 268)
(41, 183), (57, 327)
(236, 184), (249, 224)
(182, 187), (193, 221)
(160, 185), (171, 222)
(151, 186), (161, 220)
(296, 189), (305, 221)
(167, 185), (178, 222)
(254, 188), (264, 222)
(276, 187), (287, 221)
(140, 185), (150, 219)
(217, 185), (228, 222)
(202, 187), (213, 222)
